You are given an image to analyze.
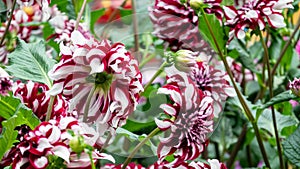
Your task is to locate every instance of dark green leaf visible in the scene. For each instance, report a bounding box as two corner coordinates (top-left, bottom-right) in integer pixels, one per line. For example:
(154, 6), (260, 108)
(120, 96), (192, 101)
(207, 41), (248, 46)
(6, 39), (56, 87)
(198, 13), (227, 53)
(260, 91), (298, 109)
(122, 119), (157, 135)
(0, 96), (40, 160)
(282, 126), (300, 167)
(119, 8), (133, 25)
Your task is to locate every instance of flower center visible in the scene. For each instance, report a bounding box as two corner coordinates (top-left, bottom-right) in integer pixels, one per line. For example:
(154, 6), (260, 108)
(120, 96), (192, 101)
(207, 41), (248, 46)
(86, 72), (113, 92)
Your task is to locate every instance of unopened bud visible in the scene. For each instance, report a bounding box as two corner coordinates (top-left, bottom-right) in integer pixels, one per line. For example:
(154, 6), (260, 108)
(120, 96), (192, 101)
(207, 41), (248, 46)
(174, 50), (198, 72)
(69, 136), (85, 153)
(190, 0), (204, 9)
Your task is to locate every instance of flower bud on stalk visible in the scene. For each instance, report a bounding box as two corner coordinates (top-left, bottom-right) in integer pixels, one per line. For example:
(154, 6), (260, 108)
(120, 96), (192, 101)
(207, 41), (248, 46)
(167, 50), (199, 72)
(190, 0), (204, 10)
(69, 135), (85, 153)
(290, 78), (300, 97)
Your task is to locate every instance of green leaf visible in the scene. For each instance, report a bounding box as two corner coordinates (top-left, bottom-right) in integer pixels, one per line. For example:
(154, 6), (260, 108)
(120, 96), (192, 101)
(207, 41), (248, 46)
(90, 8), (105, 34)
(122, 119), (157, 135)
(5, 39), (56, 87)
(257, 109), (298, 136)
(0, 96), (40, 161)
(260, 91), (298, 109)
(198, 13), (228, 53)
(282, 126), (300, 167)
(119, 8), (133, 25)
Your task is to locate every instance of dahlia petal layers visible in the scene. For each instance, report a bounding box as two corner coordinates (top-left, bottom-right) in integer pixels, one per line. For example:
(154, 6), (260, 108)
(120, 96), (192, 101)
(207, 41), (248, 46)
(155, 66), (214, 167)
(48, 30), (143, 129)
(148, 0), (211, 53)
(11, 116), (114, 169)
(223, 0), (294, 39)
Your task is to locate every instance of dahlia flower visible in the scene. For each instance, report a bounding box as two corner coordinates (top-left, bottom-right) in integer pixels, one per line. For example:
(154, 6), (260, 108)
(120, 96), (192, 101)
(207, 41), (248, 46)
(12, 81), (70, 120)
(190, 61), (235, 117)
(48, 30), (143, 129)
(48, 12), (91, 45)
(296, 40), (300, 58)
(12, 116), (114, 169)
(227, 57), (255, 85)
(289, 77), (300, 97)
(16, 0), (51, 20)
(149, 159), (227, 169)
(0, 5), (45, 64)
(148, 0), (212, 52)
(223, 0), (294, 39)
(156, 66), (214, 167)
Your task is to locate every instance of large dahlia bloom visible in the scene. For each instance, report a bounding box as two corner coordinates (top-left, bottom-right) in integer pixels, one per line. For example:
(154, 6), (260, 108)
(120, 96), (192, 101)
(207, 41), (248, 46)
(49, 30), (143, 129)
(148, 0), (212, 52)
(102, 162), (146, 169)
(12, 81), (70, 120)
(11, 116), (114, 169)
(155, 66), (214, 167)
(190, 61), (235, 117)
(149, 159), (227, 169)
(223, 0), (294, 39)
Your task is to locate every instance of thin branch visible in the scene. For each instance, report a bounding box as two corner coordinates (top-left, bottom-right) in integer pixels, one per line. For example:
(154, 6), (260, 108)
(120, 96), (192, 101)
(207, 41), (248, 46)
(45, 96), (55, 121)
(0, 0), (17, 46)
(132, 0), (140, 55)
(74, 0), (88, 31)
(259, 30), (284, 169)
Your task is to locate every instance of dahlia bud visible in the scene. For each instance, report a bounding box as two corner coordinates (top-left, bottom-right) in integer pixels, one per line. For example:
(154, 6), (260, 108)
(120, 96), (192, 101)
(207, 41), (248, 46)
(69, 135), (85, 153)
(173, 50), (198, 72)
(190, 0), (204, 10)
(289, 78), (300, 97)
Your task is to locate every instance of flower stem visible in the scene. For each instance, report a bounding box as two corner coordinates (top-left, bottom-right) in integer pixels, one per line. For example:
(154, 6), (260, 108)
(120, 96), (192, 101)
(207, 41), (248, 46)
(74, 0), (88, 31)
(88, 151), (96, 169)
(258, 30), (284, 169)
(83, 87), (96, 122)
(199, 7), (271, 168)
(0, 0), (17, 46)
(139, 53), (155, 69)
(45, 95), (55, 121)
(142, 61), (168, 93)
(271, 17), (300, 77)
(132, 0), (140, 56)
(121, 127), (160, 169)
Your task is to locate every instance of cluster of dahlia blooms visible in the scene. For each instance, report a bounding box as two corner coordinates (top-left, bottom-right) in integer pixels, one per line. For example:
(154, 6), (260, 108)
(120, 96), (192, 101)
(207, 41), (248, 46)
(223, 0), (294, 39)
(11, 116), (114, 168)
(48, 30), (143, 131)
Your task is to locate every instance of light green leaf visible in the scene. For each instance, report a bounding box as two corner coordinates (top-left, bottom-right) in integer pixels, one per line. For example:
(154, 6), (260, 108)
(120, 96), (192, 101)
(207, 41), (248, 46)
(257, 109), (298, 136)
(282, 126), (300, 167)
(0, 96), (40, 160)
(198, 13), (228, 53)
(6, 39), (56, 87)
(90, 8), (105, 34)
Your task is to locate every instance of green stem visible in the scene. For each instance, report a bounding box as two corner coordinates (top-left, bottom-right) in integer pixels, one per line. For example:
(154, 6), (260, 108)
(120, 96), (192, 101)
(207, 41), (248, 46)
(74, 0), (88, 30)
(139, 53), (155, 69)
(83, 87), (96, 122)
(0, 0), (17, 46)
(259, 31), (284, 169)
(199, 7), (271, 168)
(142, 61), (168, 93)
(45, 96), (55, 121)
(121, 127), (160, 169)
(88, 151), (96, 169)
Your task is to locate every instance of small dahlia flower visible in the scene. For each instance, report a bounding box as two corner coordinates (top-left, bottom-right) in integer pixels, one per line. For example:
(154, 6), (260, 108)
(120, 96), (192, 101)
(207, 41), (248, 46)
(190, 61), (235, 117)
(156, 66), (213, 167)
(296, 40), (300, 58)
(12, 81), (70, 120)
(17, 0), (51, 20)
(48, 12), (91, 45)
(48, 30), (143, 129)
(12, 116), (114, 169)
(149, 159), (227, 169)
(289, 78), (300, 97)
(226, 57), (255, 84)
(148, 0), (212, 52)
(223, 0), (294, 39)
